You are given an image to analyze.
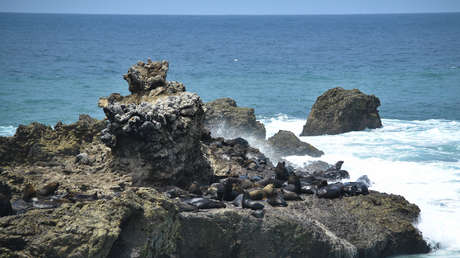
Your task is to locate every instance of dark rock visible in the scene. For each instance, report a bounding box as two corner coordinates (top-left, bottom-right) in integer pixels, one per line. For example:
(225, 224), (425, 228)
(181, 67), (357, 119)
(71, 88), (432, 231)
(301, 87), (382, 136)
(203, 98), (266, 140)
(268, 130), (324, 157)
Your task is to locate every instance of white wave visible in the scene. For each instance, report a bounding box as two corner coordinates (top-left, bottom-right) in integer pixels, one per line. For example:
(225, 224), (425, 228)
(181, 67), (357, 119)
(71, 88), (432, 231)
(261, 115), (460, 254)
(0, 125), (16, 136)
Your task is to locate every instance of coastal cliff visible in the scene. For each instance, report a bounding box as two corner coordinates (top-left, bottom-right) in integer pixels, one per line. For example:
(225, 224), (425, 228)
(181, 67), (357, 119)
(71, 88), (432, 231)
(0, 60), (430, 258)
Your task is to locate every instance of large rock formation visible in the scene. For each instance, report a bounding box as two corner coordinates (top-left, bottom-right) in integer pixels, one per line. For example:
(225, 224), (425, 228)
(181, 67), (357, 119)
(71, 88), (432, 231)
(301, 87), (382, 136)
(101, 92), (211, 186)
(0, 60), (431, 258)
(204, 98), (266, 140)
(268, 130), (324, 157)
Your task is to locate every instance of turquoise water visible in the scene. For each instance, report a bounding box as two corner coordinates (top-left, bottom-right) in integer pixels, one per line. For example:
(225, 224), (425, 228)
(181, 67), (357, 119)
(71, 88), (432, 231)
(1, 13), (460, 257)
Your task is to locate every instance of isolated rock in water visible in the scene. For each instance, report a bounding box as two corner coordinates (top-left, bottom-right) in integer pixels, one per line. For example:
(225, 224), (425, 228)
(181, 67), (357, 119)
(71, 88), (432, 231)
(0, 114), (105, 166)
(268, 130), (323, 157)
(204, 98), (266, 140)
(301, 87), (382, 136)
(101, 92), (211, 186)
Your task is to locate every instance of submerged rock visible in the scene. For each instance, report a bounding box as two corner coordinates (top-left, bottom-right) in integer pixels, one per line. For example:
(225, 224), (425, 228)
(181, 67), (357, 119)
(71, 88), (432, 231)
(301, 87), (382, 136)
(204, 98), (266, 140)
(268, 130), (323, 157)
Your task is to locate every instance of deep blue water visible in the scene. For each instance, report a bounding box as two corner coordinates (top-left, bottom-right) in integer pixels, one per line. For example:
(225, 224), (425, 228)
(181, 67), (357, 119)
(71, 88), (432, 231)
(1, 13), (460, 127)
(1, 13), (460, 257)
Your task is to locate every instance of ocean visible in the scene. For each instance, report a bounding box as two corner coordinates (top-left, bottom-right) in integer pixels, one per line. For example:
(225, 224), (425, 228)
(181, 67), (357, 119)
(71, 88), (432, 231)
(1, 13), (460, 257)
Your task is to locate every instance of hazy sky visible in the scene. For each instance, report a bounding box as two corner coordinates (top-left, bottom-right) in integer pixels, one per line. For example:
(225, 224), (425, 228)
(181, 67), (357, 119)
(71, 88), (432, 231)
(1, 0), (460, 15)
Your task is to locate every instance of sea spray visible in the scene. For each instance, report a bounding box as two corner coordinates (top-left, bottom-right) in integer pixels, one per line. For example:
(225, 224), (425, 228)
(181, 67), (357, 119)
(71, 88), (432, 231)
(261, 115), (460, 256)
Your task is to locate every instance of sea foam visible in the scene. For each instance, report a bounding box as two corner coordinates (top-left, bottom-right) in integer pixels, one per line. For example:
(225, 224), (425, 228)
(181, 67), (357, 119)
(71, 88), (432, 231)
(261, 115), (460, 255)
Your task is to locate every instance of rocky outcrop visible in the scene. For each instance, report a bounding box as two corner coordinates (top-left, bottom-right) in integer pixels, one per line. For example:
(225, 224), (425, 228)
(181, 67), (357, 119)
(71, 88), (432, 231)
(0, 60), (430, 258)
(268, 130), (324, 157)
(0, 184), (429, 258)
(204, 98), (266, 140)
(101, 92), (211, 186)
(0, 114), (105, 166)
(301, 87), (382, 136)
(98, 60), (185, 108)
(202, 137), (274, 178)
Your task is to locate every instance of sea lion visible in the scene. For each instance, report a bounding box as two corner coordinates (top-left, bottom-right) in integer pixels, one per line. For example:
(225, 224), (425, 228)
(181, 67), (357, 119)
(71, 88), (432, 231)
(275, 161), (289, 181)
(0, 193), (13, 217)
(242, 192), (264, 210)
(249, 189), (265, 200)
(317, 183), (344, 199)
(22, 183), (36, 201)
(188, 181), (202, 195)
(282, 190), (301, 201)
(231, 194), (244, 208)
(268, 192), (288, 207)
(37, 182), (59, 196)
(300, 185), (315, 194)
(342, 182), (369, 196)
(263, 184), (275, 197)
(0, 182), (13, 217)
(185, 197), (226, 209)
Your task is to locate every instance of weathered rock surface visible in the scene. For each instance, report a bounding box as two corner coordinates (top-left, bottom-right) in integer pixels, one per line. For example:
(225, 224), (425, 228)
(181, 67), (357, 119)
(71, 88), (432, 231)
(0, 114), (105, 166)
(0, 185), (429, 258)
(98, 59), (185, 108)
(202, 137), (274, 178)
(301, 87), (382, 136)
(204, 98), (266, 140)
(101, 92), (211, 186)
(268, 130), (324, 157)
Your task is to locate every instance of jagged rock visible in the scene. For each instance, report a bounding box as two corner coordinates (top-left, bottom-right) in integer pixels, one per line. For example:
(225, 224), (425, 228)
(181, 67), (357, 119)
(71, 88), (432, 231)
(0, 115), (105, 166)
(202, 136), (274, 179)
(98, 59), (185, 108)
(203, 98), (266, 140)
(101, 92), (211, 186)
(301, 87), (382, 136)
(124, 59), (169, 94)
(268, 130), (323, 157)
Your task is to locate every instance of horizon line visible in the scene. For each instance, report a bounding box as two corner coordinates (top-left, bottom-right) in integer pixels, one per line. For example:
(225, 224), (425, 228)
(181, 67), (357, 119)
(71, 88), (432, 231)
(1, 11), (460, 16)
